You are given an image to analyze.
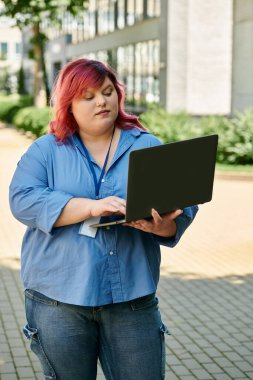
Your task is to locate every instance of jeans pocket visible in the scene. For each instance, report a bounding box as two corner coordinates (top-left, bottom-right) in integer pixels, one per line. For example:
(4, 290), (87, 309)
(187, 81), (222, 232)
(160, 323), (171, 379)
(130, 293), (158, 311)
(23, 324), (56, 380)
(25, 289), (58, 306)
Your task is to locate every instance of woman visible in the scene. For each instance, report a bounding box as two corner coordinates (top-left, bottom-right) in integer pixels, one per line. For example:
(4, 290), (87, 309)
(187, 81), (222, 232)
(9, 58), (198, 380)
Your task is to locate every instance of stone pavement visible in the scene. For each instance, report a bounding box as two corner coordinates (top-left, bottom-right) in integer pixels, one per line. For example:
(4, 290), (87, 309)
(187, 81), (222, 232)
(0, 125), (253, 380)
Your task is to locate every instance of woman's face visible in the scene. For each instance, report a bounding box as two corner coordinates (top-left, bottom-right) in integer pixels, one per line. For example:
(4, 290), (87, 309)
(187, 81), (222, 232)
(71, 76), (119, 136)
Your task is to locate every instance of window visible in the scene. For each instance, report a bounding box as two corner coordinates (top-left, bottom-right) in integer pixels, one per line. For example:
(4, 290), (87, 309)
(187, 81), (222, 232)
(79, 40), (159, 109)
(53, 62), (62, 82)
(108, 0), (115, 32)
(135, 0), (143, 22)
(147, 0), (160, 18)
(117, 0), (125, 29)
(116, 40), (160, 108)
(41, 0), (161, 43)
(0, 42), (8, 60)
(127, 0), (135, 26)
(15, 43), (21, 55)
(88, 0), (97, 38)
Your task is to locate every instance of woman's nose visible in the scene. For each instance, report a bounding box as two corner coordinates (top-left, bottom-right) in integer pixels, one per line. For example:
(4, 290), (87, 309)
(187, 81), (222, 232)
(96, 95), (106, 107)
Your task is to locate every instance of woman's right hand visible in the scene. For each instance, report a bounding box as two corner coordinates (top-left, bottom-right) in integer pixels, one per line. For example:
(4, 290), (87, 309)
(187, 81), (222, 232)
(90, 196), (126, 217)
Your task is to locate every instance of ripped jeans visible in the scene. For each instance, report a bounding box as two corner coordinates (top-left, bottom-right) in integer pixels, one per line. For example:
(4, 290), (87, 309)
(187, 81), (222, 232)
(23, 289), (170, 380)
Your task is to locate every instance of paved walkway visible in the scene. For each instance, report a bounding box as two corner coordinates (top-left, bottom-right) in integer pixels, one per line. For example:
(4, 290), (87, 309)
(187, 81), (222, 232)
(0, 125), (253, 380)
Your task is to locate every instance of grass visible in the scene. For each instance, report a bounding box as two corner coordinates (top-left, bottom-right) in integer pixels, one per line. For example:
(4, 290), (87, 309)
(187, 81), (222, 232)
(216, 163), (253, 173)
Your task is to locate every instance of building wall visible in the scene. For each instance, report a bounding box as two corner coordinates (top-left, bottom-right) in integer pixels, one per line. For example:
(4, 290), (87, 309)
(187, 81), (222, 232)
(232, 0), (253, 113)
(165, 0), (233, 115)
(165, 0), (188, 111)
(0, 16), (22, 91)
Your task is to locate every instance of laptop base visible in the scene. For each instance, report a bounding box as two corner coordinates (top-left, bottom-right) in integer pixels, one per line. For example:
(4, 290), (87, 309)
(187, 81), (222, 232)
(90, 218), (126, 228)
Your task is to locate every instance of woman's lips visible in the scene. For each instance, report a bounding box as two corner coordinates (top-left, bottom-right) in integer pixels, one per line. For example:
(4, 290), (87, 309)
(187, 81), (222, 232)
(96, 110), (110, 116)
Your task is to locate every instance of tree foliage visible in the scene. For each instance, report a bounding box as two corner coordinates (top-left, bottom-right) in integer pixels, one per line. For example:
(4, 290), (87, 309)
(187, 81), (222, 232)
(1, 0), (88, 106)
(1, 0), (88, 27)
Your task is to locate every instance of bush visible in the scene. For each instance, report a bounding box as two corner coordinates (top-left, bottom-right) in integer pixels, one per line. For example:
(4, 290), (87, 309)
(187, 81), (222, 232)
(13, 106), (51, 137)
(140, 106), (253, 165)
(0, 94), (33, 123)
(225, 109), (253, 164)
(140, 106), (200, 142)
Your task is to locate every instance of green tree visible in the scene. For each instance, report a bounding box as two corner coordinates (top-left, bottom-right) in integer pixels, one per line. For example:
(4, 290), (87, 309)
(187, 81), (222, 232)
(1, 0), (88, 106)
(0, 68), (12, 94)
(17, 64), (27, 95)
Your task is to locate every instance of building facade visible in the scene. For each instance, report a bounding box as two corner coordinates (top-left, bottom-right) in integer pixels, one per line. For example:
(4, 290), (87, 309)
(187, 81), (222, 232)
(0, 2), (22, 93)
(38, 0), (253, 115)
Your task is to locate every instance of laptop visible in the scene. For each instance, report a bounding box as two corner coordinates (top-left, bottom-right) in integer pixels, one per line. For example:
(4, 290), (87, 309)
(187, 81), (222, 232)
(90, 134), (218, 228)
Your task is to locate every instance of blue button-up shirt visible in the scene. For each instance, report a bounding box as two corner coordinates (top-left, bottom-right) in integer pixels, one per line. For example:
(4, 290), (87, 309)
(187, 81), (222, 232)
(9, 128), (198, 306)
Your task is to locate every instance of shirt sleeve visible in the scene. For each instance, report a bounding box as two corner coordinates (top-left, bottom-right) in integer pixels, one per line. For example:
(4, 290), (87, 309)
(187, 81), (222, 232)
(9, 141), (74, 234)
(154, 205), (199, 247)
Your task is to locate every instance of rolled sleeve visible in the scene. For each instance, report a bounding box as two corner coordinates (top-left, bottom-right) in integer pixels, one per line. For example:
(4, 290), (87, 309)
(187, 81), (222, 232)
(9, 141), (74, 234)
(155, 205), (199, 248)
(36, 189), (74, 233)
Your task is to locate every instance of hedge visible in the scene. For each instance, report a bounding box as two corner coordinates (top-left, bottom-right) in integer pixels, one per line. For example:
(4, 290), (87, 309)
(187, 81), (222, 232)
(1, 94), (252, 165)
(13, 107), (51, 137)
(0, 94), (33, 123)
(140, 106), (253, 165)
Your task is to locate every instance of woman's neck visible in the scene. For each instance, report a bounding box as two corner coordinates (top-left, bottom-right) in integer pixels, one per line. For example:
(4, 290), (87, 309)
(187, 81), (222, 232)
(79, 127), (115, 145)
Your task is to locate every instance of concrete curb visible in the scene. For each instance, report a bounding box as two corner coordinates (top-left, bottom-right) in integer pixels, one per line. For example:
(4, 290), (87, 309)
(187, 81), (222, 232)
(215, 170), (253, 181)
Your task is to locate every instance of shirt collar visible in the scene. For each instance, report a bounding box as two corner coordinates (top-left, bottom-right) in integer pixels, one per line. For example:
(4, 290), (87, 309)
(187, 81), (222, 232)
(69, 127), (150, 167)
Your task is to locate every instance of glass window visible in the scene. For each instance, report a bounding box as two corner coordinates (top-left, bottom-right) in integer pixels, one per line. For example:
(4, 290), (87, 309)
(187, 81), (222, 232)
(40, 0), (161, 43)
(147, 0), (160, 18)
(135, 0), (143, 21)
(80, 39), (159, 109)
(117, 0), (125, 29)
(80, 50), (108, 64)
(87, 0), (96, 39)
(15, 43), (21, 55)
(154, 0), (161, 17)
(116, 40), (160, 108)
(53, 62), (62, 82)
(127, 0), (135, 26)
(0, 42), (8, 60)
(108, 0), (115, 32)
(98, 0), (109, 35)
(70, 17), (79, 44)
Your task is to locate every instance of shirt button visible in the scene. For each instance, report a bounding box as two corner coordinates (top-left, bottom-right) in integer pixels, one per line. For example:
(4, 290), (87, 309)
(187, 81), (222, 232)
(109, 251), (114, 255)
(106, 226), (110, 230)
(101, 179), (105, 183)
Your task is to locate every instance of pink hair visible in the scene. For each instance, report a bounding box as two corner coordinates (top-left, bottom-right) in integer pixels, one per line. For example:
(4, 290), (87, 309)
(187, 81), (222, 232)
(49, 58), (146, 141)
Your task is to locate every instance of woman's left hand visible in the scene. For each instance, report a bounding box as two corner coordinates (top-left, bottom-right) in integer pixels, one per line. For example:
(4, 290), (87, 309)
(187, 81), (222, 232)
(123, 208), (183, 238)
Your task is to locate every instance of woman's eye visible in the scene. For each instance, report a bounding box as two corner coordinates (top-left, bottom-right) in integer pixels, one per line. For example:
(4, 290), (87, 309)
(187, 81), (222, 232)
(85, 97), (93, 101)
(104, 92), (112, 97)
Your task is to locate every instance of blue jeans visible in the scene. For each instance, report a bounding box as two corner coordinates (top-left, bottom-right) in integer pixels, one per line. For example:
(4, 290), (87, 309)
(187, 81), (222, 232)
(23, 289), (170, 380)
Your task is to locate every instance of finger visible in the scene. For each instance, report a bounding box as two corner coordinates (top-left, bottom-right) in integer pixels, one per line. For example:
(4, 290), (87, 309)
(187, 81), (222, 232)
(170, 209), (183, 219)
(108, 203), (126, 215)
(129, 224), (149, 232)
(110, 201), (121, 208)
(111, 197), (126, 207)
(151, 209), (163, 224)
(132, 219), (148, 225)
(163, 209), (183, 219)
(110, 200), (126, 209)
(133, 219), (152, 230)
